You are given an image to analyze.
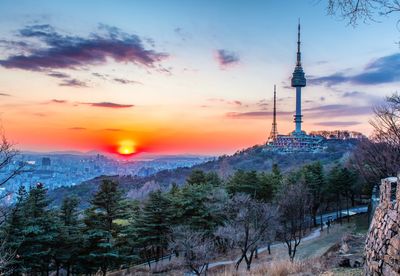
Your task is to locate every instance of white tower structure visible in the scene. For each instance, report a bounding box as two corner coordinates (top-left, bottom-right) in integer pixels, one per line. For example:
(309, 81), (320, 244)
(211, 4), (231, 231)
(291, 21), (306, 135)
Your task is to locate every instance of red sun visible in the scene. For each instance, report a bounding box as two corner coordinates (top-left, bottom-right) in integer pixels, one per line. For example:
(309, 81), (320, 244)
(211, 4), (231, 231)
(117, 140), (136, 156)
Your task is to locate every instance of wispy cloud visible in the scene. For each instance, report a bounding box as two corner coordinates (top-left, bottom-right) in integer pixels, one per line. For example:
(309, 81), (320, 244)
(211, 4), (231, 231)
(102, 128), (123, 132)
(207, 98), (242, 106)
(174, 27), (191, 41)
(226, 104), (372, 120)
(309, 53), (400, 86)
(0, 92), (11, 97)
(304, 104), (372, 117)
(215, 49), (240, 69)
(84, 102), (134, 108)
(51, 99), (67, 103)
(226, 111), (292, 118)
(59, 78), (88, 87)
(69, 127), (86, 130)
(113, 78), (141, 85)
(314, 121), (361, 127)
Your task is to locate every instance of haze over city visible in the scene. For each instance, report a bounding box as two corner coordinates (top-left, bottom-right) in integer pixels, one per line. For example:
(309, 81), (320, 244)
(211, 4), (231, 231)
(0, 0), (399, 156)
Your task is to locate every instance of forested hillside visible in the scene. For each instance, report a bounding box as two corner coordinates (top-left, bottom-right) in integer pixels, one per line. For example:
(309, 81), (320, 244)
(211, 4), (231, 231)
(48, 139), (358, 208)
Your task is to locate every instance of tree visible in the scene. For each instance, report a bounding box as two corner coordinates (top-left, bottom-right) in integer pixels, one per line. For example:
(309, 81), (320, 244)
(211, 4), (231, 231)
(132, 190), (172, 267)
(326, 0), (400, 26)
(216, 194), (278, 270)
(0, 186), (27, 274)
(169, 226), (215, 276)
(227, 170), (274, 201)
(351, 94), (400, 192)
(53, 196), (82, 276)
(80, 179), (128, 275)
(186, 170), (207, 185)
(302, 162), (326, 227)
(327, 164), (357, 223)
(0, 134), (25, 225)
(277, 182), (312, 261)
(15, 183), (58, 274)
(186, 170), (222, 186)
(171, 184), (226, 232)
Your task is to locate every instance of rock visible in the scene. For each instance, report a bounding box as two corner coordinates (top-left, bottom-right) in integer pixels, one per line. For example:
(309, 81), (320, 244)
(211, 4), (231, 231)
(349, 257), (363, 268)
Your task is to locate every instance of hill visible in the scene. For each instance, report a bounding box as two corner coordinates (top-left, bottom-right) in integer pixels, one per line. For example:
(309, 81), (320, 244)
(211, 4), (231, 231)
(48, 139), (358, 208)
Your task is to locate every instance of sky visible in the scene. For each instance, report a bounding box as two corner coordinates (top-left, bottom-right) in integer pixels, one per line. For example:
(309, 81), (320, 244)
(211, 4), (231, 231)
(0, 0), (399, 156)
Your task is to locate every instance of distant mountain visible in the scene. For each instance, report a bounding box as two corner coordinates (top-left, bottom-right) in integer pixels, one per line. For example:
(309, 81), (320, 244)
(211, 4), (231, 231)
(48, 139), (359, 209)
(21, 150), (212, 161)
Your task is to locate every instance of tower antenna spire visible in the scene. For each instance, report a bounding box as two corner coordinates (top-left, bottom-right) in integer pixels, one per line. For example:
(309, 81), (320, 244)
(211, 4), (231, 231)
(268, 85), (278, 143)
(297, 19), (301, 67)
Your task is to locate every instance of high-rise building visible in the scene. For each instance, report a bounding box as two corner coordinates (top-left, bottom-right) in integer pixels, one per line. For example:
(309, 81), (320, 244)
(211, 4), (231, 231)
(42, 157), (51, 166)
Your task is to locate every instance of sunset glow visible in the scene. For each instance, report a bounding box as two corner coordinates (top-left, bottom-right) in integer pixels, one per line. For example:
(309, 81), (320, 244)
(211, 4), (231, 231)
(0, 0), (398, 155)
(117, 141), (136, 156)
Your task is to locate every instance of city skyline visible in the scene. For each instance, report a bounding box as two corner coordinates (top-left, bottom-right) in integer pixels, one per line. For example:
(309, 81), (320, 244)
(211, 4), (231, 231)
(0, 1), (399, 155)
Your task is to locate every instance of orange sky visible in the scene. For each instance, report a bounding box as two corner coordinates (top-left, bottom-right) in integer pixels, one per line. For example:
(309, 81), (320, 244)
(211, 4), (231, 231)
(1, 1), (398, 155)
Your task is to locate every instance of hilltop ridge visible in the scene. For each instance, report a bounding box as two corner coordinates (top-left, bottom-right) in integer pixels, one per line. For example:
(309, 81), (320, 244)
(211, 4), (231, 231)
(48, 139), (358, 208)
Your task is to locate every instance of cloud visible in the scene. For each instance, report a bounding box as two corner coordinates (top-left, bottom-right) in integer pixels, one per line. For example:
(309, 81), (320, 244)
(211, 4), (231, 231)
(314, 121), (362, 127)
(0, 93), (11, 97)
(226, 111), (292, 118)
(0, 24), (168, 72)
(113, 78), (141, 85)
(69, 127), (86, 130)
(227, 104), (372, 120)
(342, 91), (363, 98)
(309, 53), (400, 86)
(102, 128), (123, 132)
(85, 102), (134, 108)
(47, 71), (70, 79)
(51, 99), (67, 103)
(207, 98), (242, 106)
(215, 49), (240, 68)
(304, 104), (372, 117)
(59, 78), (88, 87)
(174, 27), (191, 41)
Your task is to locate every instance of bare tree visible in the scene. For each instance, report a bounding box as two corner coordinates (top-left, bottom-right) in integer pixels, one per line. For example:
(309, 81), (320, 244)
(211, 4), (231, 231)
(0, 132), (25, 271)
(169, 226), (215, 276)
(277, 182), (312, 261)
(351, 93), (400, 191)
(0, 134), (25, 224)
(325, 0), (400, 26)
(216, 194), (278, 271)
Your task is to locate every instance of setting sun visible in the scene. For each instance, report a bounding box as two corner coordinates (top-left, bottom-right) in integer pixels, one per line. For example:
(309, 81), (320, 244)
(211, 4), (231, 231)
(117, 140), (136, 156)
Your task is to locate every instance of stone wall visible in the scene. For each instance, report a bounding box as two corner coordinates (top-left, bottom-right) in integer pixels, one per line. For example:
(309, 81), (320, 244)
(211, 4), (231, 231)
(365, 177), (400, 275)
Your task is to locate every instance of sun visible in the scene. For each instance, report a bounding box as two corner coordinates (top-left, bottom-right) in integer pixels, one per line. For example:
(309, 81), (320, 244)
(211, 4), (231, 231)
(117, 140), (136, 156)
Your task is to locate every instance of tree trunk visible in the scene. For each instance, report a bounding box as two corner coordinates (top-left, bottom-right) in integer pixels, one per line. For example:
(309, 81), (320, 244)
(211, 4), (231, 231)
(346, 194), (350, 223)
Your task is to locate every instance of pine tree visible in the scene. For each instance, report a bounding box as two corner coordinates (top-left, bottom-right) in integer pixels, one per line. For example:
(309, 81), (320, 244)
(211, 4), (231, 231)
(132, 190), (172, 266)
(80, 179), (128, 275)
(0, 186), (27, 274)
(20, 183), (58, 274)
(53, 196), (82, 276)
(302, 162), (326, 226)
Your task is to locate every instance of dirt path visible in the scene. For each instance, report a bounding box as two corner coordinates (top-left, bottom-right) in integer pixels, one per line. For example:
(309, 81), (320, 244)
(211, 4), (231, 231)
(208, 222), (355, 275)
